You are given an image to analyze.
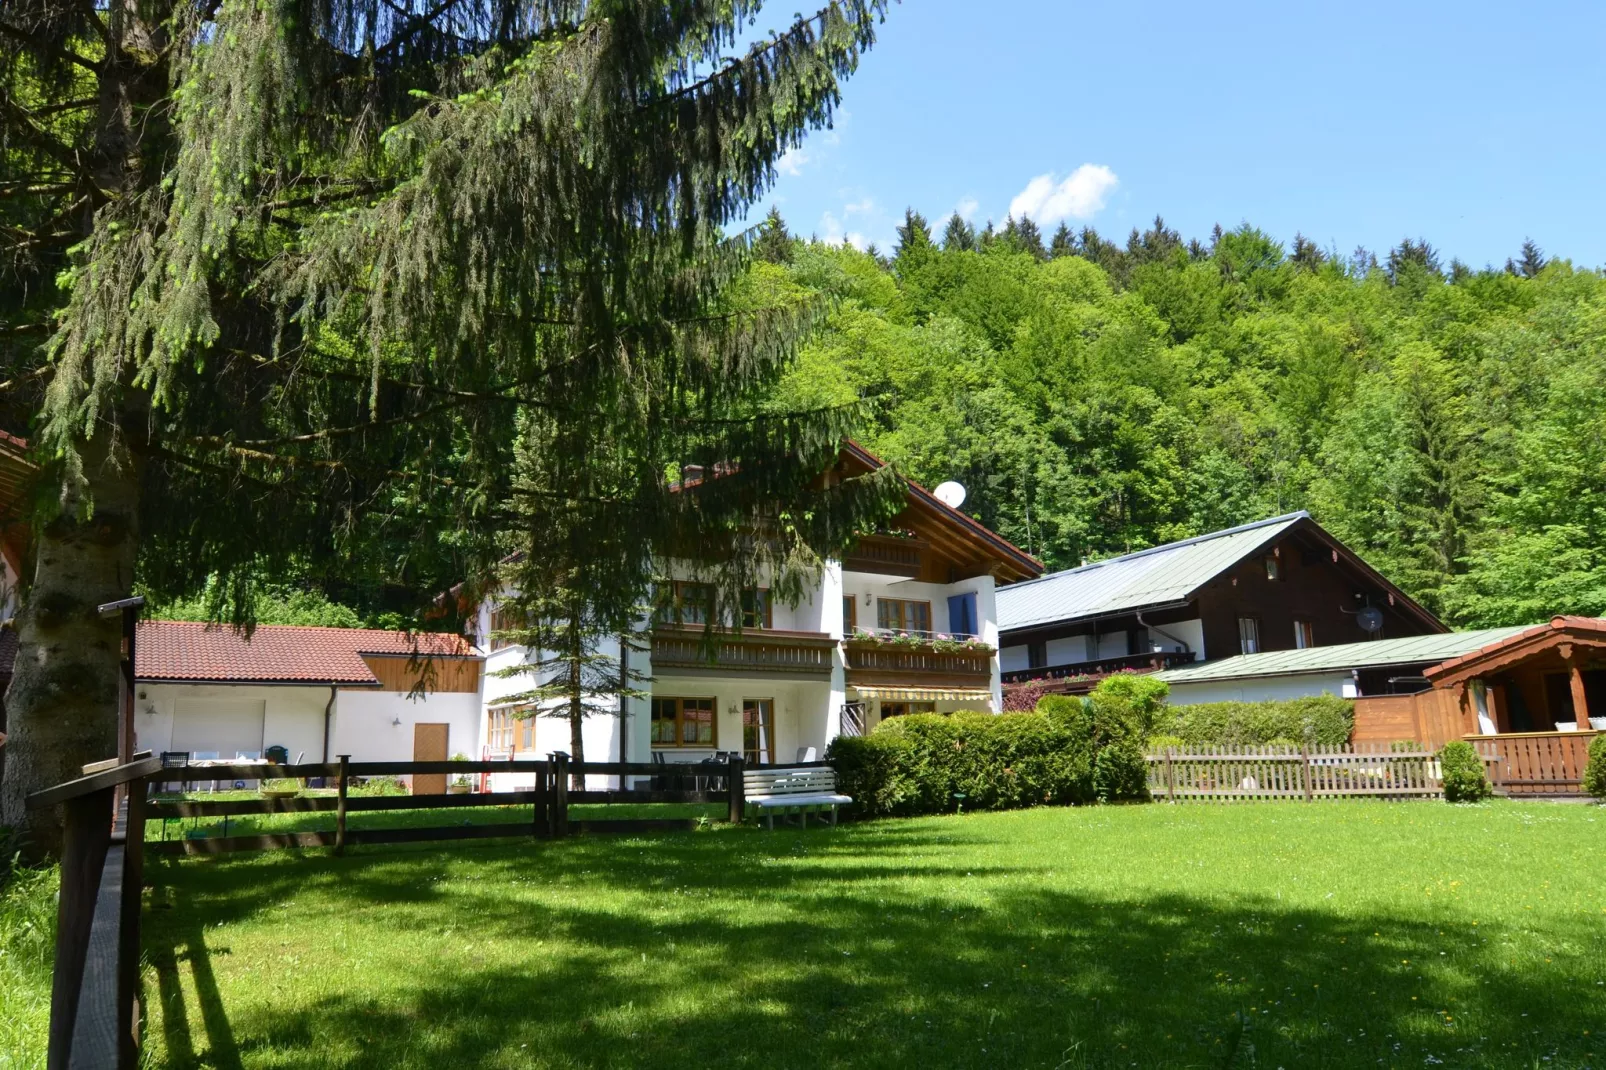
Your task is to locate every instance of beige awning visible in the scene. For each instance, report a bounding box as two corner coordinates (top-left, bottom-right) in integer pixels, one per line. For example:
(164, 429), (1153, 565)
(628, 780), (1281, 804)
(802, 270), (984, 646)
(849, 686), (993, 703)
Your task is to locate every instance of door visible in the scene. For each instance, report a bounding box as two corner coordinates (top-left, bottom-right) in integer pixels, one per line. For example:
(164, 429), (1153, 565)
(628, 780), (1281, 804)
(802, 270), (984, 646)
(413, 723), (449, 794)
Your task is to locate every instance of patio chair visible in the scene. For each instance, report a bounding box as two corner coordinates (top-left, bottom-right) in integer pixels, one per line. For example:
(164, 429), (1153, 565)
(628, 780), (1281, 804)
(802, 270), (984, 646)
(156, 751), (190, 795)
(192, 751), (220, 792)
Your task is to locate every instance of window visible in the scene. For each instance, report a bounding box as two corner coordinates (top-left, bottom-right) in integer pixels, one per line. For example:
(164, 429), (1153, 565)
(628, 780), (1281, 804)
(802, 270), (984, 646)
(1293, 620), (1314, 650)
(651, 696), (717, 747)
(1264, 555), (1281, 581)
(669, 582), (713, 626)
(521, 717), (535, 751)
(842, 595), (856, 633)
(488, 605), (522, 651)
(742, 699), (775, 765)
(740, 589), (771, 629)
(1238, 617), (1261, 655)
(1027, 641), (1047, 669)
(877, 597), (931, 635)
(487, 707), (525, 752)
(880, 701), (935, 719)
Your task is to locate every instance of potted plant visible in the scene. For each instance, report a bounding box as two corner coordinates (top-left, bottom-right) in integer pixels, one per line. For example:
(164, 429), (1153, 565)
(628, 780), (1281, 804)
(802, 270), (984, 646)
(449, 753), (472, 794)
(260, 777), (300, 800)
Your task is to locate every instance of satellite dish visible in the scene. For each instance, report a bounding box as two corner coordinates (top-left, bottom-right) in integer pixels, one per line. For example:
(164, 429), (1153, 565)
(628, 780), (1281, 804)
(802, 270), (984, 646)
(1357, 606), (1385, 634)
(933, 481), (967, 509)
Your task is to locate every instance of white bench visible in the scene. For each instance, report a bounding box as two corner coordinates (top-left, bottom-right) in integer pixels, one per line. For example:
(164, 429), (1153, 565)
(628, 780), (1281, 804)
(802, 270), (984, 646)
(743, 766), (853, 828)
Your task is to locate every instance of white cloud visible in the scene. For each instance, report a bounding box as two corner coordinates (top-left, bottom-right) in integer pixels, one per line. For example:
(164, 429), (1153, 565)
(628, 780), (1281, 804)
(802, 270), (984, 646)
(820, 210), (869, 251)
(778, 147), (809, 177)
(845, 232), (867, 251)
(843, 195), (874, 216)
(1008, 164), (1119, 224)
(954, 196), (979, 221)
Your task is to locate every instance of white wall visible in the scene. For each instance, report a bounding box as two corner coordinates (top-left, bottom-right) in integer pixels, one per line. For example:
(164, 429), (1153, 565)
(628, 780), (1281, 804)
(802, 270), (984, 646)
(136, 682), (482, 768)
(331, 689), (481, 766)
(136, 683), (328, 761)
(1164, 671), (1354, 706)
(1147, 618), (1204, 658)
(1046, 635), (1089, 666)
(647, 678), (832, 763)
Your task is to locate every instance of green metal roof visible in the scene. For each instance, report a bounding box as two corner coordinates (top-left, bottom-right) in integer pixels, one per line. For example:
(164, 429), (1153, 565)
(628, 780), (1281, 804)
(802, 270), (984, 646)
(1154, 627), (1533, 685)
(998, 513), (1306, 633)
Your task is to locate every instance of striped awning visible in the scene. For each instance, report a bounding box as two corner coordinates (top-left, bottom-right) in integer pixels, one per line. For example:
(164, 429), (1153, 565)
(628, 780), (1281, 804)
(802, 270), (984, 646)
(850, 686), (993, 703)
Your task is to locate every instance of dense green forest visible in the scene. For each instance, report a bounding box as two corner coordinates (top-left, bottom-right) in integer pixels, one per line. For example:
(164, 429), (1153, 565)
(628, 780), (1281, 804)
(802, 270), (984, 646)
(751, 210), (1606, 629)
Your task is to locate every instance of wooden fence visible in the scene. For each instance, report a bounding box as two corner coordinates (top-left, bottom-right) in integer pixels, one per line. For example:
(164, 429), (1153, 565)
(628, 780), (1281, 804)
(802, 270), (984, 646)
(1470, 731), (1598, 796)
(1146, 744), (1443, 802)
(24, 751), (755, 1068)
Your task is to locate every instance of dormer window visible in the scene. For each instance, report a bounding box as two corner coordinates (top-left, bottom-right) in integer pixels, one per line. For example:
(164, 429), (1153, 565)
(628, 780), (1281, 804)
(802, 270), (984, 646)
(1264, 555), (1281, 581)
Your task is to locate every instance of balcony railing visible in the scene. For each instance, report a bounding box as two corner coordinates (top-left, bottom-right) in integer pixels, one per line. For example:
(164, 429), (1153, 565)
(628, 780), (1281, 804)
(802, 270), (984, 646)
(842, 534), (925, 577)
(651, 625), (836, 679)
(843, 633), (993, 685)
(1000, 650), (1197, 687)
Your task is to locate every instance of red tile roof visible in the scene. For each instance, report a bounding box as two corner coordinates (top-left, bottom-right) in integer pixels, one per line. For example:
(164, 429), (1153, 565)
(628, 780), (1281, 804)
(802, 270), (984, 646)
(1425, 615), (1606, 681)
(134, 621), (476, 685)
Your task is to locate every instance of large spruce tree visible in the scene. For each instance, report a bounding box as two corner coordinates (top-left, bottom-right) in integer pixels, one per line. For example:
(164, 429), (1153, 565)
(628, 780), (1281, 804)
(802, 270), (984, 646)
(0, 0), (894, 849)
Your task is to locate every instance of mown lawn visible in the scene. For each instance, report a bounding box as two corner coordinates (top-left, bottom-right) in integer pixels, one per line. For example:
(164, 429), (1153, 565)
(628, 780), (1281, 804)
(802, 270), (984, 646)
(29, 800), (1606, 1068)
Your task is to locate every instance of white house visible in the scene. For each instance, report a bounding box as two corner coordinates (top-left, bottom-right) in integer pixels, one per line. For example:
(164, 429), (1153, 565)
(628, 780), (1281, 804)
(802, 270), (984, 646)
(474, 443), (1043, 774)
(130, 621), (483, 789)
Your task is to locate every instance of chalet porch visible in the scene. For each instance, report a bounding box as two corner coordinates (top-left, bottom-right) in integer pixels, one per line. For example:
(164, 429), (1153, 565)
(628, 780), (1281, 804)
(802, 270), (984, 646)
(1350, 616), (1606, 795)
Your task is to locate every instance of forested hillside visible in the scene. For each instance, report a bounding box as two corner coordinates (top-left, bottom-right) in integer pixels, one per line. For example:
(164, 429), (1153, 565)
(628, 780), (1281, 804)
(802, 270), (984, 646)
(754, 211), (1606, 628)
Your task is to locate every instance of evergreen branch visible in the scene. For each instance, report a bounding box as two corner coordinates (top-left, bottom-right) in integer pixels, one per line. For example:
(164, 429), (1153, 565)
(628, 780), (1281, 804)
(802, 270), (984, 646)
(0, 95), (94, 184)
(0, 18), (102, 73)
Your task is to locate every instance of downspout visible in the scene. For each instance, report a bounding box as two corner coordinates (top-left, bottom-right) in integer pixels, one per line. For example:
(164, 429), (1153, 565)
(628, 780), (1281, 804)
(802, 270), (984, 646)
(322, 685), (337, 764)
(1135, 611), (1191, 657)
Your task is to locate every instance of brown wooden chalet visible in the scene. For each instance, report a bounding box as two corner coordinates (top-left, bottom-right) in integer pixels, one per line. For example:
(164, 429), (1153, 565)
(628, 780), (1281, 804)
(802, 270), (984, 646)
(997, 512), (1445, 693)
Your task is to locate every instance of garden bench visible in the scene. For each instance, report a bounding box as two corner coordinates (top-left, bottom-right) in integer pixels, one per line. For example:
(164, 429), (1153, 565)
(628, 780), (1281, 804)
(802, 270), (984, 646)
(742, 766), (852, 828)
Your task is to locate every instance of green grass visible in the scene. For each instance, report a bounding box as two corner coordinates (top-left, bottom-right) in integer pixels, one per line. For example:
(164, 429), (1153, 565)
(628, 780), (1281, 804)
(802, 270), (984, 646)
(129, 800), (1605, 1069)
(0, 860), (56, 1070)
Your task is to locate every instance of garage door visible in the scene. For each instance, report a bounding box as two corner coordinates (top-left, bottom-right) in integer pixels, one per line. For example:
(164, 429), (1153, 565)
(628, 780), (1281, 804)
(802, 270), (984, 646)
(171, 699), (266, 756)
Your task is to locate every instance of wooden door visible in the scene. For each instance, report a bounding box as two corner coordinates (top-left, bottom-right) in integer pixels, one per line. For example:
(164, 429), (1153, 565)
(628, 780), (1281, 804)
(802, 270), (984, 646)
(413, 723), (449, 794)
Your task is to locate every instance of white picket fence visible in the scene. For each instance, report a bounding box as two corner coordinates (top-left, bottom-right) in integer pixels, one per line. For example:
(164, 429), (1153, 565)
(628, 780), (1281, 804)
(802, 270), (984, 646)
(1146, 744), (1441, 802)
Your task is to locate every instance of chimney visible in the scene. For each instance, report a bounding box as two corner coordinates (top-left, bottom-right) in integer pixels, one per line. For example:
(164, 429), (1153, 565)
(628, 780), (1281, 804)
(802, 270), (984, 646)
(682, 464), (705, 486)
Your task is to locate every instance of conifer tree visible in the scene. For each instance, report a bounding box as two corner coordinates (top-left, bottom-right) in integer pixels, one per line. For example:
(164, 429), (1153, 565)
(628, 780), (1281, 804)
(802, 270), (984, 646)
(752, 206), (796, 265)
(1049, 221), (1075, 259)
(893, 207), (934, 269)
(1506, 238), (1546, 278)
(1291, 233), (1327, 272)
(941, 212), (976, 252)
(1015, 216), (1047, 260)
(0, 0), (896, 849)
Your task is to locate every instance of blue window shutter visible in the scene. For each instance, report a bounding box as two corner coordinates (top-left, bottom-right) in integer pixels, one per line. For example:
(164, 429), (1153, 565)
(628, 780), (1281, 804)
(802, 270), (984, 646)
(948, 592), (978, 637)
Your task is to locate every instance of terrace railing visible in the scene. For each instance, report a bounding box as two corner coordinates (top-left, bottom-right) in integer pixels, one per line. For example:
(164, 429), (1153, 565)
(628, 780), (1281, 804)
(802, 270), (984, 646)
(650, 624), (836, 679)
(1145, 744), (1442, 803)
(1001, 650), (1196, 687)
(1469, 730), (1599, 796)
(842, 635), (992, 683)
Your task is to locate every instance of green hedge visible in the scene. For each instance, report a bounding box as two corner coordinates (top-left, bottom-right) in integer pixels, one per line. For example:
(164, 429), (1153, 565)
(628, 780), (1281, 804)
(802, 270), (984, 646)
(1153, 694), (1354, 748)
(828, 684), (1151, 818)
(1584, 733), (1606, 800)
(1439, 740), (1493, 802)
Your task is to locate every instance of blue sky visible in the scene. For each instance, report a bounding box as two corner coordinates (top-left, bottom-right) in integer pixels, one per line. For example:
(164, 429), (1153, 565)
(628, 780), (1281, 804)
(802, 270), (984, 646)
(753, 0), (1606, 269)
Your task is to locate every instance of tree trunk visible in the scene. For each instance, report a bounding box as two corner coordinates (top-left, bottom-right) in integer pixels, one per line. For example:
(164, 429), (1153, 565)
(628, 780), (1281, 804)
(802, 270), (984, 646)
(0, 437), (142, 857)
(568, 657), (585, 790)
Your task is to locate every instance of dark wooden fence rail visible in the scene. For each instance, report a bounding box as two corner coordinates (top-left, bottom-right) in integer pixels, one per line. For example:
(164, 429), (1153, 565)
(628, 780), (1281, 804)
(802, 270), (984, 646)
(26, 751), (752, 1069)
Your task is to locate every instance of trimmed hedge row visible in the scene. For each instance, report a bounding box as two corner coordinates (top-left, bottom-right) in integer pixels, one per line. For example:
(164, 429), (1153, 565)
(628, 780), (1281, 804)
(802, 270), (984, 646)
(1152, 694), (1354, 748)
(828, 690), (1150, 818)
(1585, 733), (1606, 800)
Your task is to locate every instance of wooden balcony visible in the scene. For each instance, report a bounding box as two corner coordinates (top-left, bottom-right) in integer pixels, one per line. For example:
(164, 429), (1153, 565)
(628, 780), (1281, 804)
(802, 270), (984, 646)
(841, 534), (925, 577)
(842, 634), (993, 688)
(650, 625), (835, 680)
(1001, 651), (1197, 692)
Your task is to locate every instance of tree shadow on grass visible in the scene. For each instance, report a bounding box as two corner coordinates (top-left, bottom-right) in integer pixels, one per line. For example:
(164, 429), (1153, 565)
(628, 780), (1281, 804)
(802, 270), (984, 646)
(142, 823), (1606, 1069)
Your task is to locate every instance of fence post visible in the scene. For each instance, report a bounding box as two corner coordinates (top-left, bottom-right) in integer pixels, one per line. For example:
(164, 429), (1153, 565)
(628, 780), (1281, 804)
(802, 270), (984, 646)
(1163, 747), (1175, 803)
(533, 761), (548, 840)
(727, 755), (745, 824)
(550, 753), (570, 837)
(335, 755), (350, 856)
(47, 787), (115, 1070)
(1300, 743), (1313, 803)
(118, 783), (147, 1069)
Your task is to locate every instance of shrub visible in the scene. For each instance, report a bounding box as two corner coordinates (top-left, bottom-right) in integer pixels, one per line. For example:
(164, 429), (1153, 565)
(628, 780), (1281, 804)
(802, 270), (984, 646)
(1439, 740), (1492, 802)
(1155, 694), (1353, 748)
(1093, 739), (1150, 802)
(1090, 674), (1171, 737)
(1584, 733), (1606, 800)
